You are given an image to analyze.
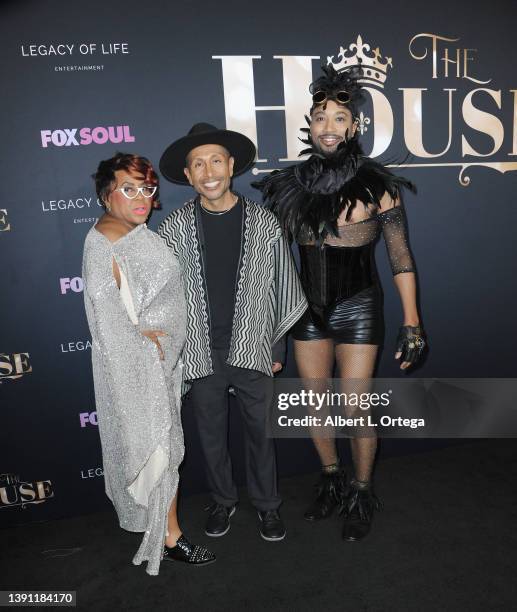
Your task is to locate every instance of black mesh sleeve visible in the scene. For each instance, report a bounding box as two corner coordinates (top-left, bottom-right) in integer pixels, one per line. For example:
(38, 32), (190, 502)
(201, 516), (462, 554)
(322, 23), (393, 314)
(378, 205), (415, 275)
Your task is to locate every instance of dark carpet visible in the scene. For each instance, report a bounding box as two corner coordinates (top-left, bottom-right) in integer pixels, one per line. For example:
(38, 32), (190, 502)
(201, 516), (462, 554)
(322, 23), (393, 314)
(3, 440), (517, 612)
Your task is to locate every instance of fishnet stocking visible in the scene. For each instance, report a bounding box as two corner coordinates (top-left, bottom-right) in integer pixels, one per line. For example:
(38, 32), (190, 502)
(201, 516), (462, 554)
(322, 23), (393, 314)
(294, 339), (379, 482)
(294, 339), (337, 466)
(335, 344), (378, 482)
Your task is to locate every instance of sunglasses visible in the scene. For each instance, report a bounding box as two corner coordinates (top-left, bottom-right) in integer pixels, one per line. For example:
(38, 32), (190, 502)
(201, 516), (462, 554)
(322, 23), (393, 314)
(312, 90), (351, 105)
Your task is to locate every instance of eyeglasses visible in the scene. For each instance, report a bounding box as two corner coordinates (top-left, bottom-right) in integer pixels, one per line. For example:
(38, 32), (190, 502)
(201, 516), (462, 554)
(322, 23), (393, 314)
(115, 185), (157, 200)
(312, 90), (351, 105)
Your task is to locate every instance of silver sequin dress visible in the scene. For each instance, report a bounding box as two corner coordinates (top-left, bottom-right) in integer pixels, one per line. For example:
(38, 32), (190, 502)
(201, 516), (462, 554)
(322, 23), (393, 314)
(82, 223), (186, 576)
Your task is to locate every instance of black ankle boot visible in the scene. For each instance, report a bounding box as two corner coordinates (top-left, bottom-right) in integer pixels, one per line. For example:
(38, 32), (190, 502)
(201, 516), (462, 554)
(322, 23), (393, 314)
(304, 469), (347, 521)
(340, 483), (382, 541)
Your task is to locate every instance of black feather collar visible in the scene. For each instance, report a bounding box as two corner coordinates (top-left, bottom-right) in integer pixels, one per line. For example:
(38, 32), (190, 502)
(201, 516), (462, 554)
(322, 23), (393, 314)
(253, 139), (414, 242)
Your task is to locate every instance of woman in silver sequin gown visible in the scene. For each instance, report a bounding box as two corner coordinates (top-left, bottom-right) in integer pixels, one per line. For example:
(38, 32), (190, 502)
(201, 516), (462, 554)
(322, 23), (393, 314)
(82, 153), (215, 575)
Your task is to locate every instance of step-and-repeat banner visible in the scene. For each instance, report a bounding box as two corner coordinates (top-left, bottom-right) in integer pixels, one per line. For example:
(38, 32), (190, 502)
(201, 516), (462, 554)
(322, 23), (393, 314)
(1, 0), (516, 525)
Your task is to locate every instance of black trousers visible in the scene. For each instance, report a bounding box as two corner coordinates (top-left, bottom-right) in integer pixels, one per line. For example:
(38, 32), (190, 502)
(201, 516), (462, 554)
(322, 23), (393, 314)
(188, 348), (281, 511)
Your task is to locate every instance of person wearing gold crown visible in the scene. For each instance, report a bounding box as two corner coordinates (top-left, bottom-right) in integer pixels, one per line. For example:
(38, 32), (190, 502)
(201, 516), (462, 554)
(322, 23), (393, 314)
(254, 64), (426, 541)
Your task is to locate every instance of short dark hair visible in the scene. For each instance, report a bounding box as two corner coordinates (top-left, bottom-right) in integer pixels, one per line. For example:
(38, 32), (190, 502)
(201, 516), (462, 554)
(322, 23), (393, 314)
(93, 152), (160, 209)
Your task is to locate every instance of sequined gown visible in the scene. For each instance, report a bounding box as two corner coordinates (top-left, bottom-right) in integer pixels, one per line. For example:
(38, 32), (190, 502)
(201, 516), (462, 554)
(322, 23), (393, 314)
(82, 223), (186, 576)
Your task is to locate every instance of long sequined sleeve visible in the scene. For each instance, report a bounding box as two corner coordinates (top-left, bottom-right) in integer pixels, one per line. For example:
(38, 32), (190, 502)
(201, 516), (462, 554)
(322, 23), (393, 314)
(378, 205), (416, 275)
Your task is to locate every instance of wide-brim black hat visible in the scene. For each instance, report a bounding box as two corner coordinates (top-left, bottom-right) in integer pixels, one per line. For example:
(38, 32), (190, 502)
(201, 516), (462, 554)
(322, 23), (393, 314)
(159, 122), (257, 184)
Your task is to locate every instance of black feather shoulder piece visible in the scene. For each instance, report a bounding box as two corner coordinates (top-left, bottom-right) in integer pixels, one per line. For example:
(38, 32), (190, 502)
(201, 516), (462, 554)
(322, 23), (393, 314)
(253, 139), (415, 242)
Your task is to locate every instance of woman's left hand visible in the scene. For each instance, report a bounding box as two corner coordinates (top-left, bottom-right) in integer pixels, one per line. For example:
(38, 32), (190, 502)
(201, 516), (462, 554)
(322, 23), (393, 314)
(141, 329), (167, 360)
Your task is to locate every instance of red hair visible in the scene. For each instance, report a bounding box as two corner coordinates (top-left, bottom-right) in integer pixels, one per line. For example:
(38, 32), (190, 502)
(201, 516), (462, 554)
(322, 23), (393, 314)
(93, 152), (160, 209)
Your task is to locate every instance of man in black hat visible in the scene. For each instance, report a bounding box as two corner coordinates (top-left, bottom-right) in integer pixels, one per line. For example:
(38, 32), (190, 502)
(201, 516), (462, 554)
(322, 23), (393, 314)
(158, 123), (307, 541)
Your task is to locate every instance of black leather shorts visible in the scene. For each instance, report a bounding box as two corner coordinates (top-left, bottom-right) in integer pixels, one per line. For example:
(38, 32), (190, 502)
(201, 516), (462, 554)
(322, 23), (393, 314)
(292, 285), (384, 345)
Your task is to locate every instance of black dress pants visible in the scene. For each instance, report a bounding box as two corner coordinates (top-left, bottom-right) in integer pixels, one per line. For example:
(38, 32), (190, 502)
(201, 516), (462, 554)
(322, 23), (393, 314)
(188, 348), (281, 511)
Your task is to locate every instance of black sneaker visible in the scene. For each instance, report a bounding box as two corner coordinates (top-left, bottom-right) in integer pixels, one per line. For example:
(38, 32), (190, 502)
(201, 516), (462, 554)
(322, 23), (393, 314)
(205, 503), (236, 537)
(258, 510), (286, 541)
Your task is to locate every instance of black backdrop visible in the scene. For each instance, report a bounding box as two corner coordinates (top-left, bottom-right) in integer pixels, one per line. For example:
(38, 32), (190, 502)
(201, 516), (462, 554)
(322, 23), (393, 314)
(1, 0), (516, 526)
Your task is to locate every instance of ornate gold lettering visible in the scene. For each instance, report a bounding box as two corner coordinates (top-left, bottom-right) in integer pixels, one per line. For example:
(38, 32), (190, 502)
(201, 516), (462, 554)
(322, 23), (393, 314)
(400, 88), (455, 157)
(462, 89), (503, 157)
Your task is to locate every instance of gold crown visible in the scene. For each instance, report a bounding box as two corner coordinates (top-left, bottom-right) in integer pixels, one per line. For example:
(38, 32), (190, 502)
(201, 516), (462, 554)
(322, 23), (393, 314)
(327, 35), (393, 88)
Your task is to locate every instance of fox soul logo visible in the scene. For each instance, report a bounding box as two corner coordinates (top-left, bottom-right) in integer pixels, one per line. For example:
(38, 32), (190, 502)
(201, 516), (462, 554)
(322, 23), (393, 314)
(79, 411), (97, 428)
(0, 473), (54, 510)
(40, 125), (135, 148)
(215, 33), (517, 186)
(60, 277), (83, 294)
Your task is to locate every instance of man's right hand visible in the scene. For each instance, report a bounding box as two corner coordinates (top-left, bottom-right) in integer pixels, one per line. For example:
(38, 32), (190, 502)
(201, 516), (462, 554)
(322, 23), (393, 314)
(272, 361), (283, 374)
